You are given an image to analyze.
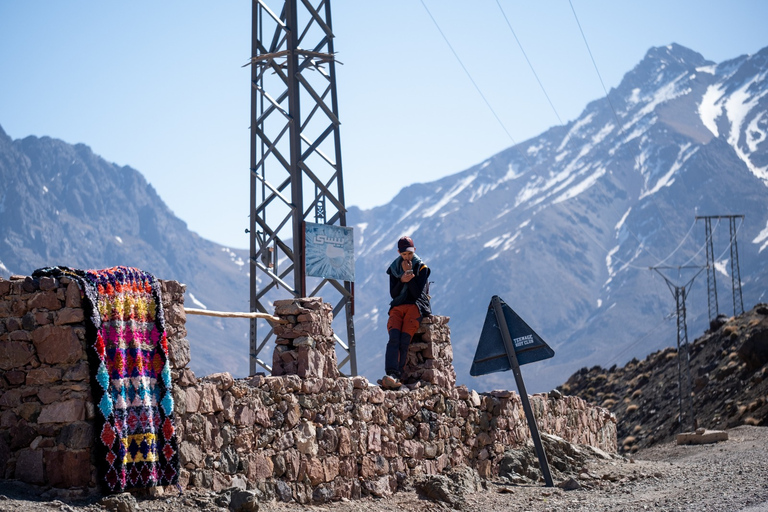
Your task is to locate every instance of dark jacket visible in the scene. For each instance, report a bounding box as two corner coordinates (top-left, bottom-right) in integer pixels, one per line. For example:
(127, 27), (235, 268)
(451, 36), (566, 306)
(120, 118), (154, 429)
(387, 254), (431, 317)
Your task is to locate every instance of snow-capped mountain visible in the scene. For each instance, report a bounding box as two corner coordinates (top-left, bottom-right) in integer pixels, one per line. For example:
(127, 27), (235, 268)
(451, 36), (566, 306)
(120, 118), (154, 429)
(349, 43), (768, 392)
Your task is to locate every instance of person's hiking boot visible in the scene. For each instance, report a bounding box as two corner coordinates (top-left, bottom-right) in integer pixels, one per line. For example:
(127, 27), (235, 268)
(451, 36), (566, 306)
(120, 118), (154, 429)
(381, 374), (401, 389)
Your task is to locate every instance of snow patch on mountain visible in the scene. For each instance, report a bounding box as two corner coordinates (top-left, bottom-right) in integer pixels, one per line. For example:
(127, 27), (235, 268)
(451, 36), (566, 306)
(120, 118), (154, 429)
(606, 244), (620, 276)
(699, 84), (725, 137)
(222, 247), (245, 267)
(469, 183), (495, 203)
(558, 113), (595, 151)
(396, 201), (425, 224)
(188, 293), (208, 310)
(554, 166), (607, 204)
(723, 72), (768, 181)
(625, 73), (691, 132)
(714, 259), (730, 278)
(484, 231), (522, 260)
(640, 143), (699, 199)
(422, 174), (476, 217)
(754, 220), (768, 253)
(746, 112), (766, 152)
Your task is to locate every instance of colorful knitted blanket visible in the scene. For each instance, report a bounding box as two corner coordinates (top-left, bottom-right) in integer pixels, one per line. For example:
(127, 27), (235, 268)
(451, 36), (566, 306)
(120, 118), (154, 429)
(33, 266), (179, 492)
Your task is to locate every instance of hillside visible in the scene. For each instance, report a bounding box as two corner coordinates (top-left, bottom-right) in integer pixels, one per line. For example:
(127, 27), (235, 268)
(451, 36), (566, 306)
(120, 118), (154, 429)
(559, 303), (768, 453)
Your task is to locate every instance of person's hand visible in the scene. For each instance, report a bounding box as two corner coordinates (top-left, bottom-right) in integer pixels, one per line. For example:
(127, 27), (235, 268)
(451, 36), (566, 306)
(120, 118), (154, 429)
(401, 270), (414, 282)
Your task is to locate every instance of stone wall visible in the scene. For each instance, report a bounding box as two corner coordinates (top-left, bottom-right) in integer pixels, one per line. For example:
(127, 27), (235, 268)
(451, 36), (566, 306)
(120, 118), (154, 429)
(0, 275), (616, 502)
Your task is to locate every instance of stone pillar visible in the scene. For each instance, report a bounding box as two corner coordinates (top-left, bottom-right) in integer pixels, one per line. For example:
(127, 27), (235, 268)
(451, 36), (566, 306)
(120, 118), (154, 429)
(402, 315), (456, 388)
(271, 297), (340, 379)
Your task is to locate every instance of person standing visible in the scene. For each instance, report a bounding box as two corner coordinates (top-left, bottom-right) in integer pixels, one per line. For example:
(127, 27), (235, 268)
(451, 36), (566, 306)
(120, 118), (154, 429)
(381, 236), (431, 389)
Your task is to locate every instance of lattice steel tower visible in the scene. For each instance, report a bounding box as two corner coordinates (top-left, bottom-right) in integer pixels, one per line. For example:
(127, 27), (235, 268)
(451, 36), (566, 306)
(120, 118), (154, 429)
(696, 215), (745, 321)
(247, 0), (356, 375)
(650, 266), (704, 432)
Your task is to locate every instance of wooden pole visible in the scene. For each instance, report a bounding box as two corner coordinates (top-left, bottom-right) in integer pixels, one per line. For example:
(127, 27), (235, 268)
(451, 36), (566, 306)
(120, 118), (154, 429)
(184, 308), (286, 324)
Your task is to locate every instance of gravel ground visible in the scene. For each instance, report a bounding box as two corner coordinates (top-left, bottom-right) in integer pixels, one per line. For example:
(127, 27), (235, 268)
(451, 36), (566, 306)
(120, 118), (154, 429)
(1, 425), (767, 512)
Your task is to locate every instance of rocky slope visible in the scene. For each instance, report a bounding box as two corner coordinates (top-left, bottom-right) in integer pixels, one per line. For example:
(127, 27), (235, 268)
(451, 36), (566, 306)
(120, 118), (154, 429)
(559, 303), (768, 453)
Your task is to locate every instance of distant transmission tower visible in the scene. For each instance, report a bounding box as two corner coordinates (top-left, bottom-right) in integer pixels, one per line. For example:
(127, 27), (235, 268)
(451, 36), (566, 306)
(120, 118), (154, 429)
(247, 0), (356, 376)
(650, 266), (705, 433)
(696, 215), (745, 321)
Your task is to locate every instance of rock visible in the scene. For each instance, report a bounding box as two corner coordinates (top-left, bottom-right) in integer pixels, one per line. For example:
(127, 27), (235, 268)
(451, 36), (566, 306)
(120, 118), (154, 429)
(229, 489), (259, 512)
(99, 493), (138, 512)
(558, 477), (581, 490)
(274, 480), (293, 502)
(37, 399), (86, 423)
(676, 429), (729, 445)
(415, 474), (465, 508)
(15, 449), (44, 484)
(737, 329), (768, 371)
(44, 449), (92, 487)
(30, 325), (84, 364)
(363, 476), (392, 498)
(0, 341), (36, 370)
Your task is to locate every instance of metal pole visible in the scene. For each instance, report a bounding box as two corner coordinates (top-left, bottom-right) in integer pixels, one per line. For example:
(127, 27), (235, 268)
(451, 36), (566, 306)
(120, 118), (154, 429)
(729, 217), (744, 316)
(285, 0), (305, 298)
(703, 217), (719, 321)
(491, 296), (553, 487)
(249, 0), (260, 375)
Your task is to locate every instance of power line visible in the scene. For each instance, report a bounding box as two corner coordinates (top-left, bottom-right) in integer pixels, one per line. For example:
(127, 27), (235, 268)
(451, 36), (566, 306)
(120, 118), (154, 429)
(567, 0), (622, 127)
(602, 313), (675, 368)
(494, 0), (564, 126)
(651, 217), (699, 267)
(681, 218), (720, 267)
(419, 0), (518, 146)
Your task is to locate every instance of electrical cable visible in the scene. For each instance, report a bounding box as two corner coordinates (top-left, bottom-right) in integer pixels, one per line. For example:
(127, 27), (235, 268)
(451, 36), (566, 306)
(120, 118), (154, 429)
(651, 217), (699, 267)
(680, 218), (721, 267)
(714, 216), (744, 262)
(602, 312), (676, 368)
(568, 0), (622, 127)
(419, 0), (518, 146)
(552, 201), (651, 271)
(563, 1), (699, 264)
(494, 0), (564, 126)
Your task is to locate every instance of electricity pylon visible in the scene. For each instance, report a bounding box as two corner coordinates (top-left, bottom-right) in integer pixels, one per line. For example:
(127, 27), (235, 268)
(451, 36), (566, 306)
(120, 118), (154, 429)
(696, 215), (745, 321)
(650, 266), (705, 432)
(247, 0), (356, 376)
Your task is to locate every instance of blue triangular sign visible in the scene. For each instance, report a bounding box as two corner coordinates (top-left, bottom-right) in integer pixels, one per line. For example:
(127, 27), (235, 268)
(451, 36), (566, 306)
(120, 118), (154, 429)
(470, 296), (555, 376)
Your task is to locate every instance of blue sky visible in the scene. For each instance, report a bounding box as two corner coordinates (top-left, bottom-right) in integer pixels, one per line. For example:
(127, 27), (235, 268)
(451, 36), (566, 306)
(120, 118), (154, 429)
(1, 1), (766, 249)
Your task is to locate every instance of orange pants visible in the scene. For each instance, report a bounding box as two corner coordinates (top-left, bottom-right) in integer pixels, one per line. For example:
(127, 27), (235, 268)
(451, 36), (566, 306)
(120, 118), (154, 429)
(387, 304), (422, 337)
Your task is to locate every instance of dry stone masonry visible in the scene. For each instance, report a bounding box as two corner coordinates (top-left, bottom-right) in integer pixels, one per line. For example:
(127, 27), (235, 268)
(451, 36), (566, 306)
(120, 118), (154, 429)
(0, 274), (617, 503)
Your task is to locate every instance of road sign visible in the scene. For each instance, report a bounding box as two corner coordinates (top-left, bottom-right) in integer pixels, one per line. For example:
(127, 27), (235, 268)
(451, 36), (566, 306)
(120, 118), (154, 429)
(470, 297), (554, 376)
(470, 295), (555, 487)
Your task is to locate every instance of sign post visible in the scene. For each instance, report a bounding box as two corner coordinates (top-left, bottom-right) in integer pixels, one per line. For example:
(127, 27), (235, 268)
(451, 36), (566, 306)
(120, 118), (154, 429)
(471, 295), (555, 487)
